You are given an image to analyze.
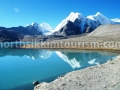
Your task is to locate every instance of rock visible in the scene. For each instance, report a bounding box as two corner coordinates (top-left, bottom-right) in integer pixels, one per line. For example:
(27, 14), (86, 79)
(53, 20), (81, 36)
(33, 81), (39, 85)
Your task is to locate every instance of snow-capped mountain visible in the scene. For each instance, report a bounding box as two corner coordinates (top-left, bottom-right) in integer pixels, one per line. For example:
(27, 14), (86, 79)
(40, 23), (52, 32)
(53, 12), (120, 36)
(55, 12), (83, 31)
(87, 12), (112, 24)
(26, 22), (43, 35)
(31, 22), (42, 32)
(40, 23), (55, 35)
(0, 12), (120, 37)
(25, 12), (120, 36)
(26, 22), (54, 35)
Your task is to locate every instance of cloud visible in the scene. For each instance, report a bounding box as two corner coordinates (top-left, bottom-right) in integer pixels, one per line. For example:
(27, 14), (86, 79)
(14, 8), (19, 13)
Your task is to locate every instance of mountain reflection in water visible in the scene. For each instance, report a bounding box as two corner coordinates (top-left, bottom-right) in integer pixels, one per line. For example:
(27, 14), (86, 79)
(0, 48), (118, 69)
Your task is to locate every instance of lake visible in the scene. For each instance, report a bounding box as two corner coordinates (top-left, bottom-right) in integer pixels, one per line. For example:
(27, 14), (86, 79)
(0, 48), (118, 90)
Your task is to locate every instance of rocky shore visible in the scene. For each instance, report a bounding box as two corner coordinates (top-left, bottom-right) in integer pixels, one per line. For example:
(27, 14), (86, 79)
(34, 55), (120, 90)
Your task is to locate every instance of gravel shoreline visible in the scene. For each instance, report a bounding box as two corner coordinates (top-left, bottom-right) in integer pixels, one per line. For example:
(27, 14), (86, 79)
(34, 55), (120, 90)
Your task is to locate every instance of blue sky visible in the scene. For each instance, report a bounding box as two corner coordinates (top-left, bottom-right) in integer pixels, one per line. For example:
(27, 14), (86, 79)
(0, 0), (120, 28)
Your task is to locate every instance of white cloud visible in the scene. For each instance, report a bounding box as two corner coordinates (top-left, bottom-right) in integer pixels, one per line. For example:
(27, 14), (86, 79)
(14, 8), (19, 13)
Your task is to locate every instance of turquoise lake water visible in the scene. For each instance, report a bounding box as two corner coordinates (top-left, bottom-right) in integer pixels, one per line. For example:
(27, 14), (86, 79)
(0, 49), (118, 90)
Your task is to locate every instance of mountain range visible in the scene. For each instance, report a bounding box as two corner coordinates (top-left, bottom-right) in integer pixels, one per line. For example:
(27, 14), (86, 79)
(0, 12), (120, 41)
(53, 12), (120, 36)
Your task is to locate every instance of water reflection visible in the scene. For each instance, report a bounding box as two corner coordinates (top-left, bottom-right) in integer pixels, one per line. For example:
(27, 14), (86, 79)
(0, 48), (118, 69)
(56, 51), (118, 69)
(0, 49), (52, 60)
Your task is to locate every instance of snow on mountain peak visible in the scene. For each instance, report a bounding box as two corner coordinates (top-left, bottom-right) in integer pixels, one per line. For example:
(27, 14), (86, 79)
(87, 12), (111, 24)
(39, 22), (54, 35)
(87, 16), (95, 20)
(95, 12), (104, 17)
(30, 22), (42, 32)
(26, 22), (39, 27)
(40, 23), (52, 31)
(67, 12), (83, 22)
(55, 12), (83, 31)
(31, 22), (39, 27)
(26, 22), (54, 35)
(94, 12), (107, 20)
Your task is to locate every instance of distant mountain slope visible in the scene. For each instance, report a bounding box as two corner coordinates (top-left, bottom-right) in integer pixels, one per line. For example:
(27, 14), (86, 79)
(0, 30), (23, 42)
(0, 22), (53, 36)
(88, 24), (120, 36)
(53, 21), (80, 36)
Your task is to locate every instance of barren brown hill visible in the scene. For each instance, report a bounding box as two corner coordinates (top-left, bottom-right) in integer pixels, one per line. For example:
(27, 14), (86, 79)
(88, 24), (120, 36)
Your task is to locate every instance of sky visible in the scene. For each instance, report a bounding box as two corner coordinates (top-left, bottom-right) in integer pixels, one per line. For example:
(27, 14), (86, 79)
(0, 0), (120, 28)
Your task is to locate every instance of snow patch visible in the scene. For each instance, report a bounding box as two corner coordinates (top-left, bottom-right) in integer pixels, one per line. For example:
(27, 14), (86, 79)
(111, 18), (120, 23)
